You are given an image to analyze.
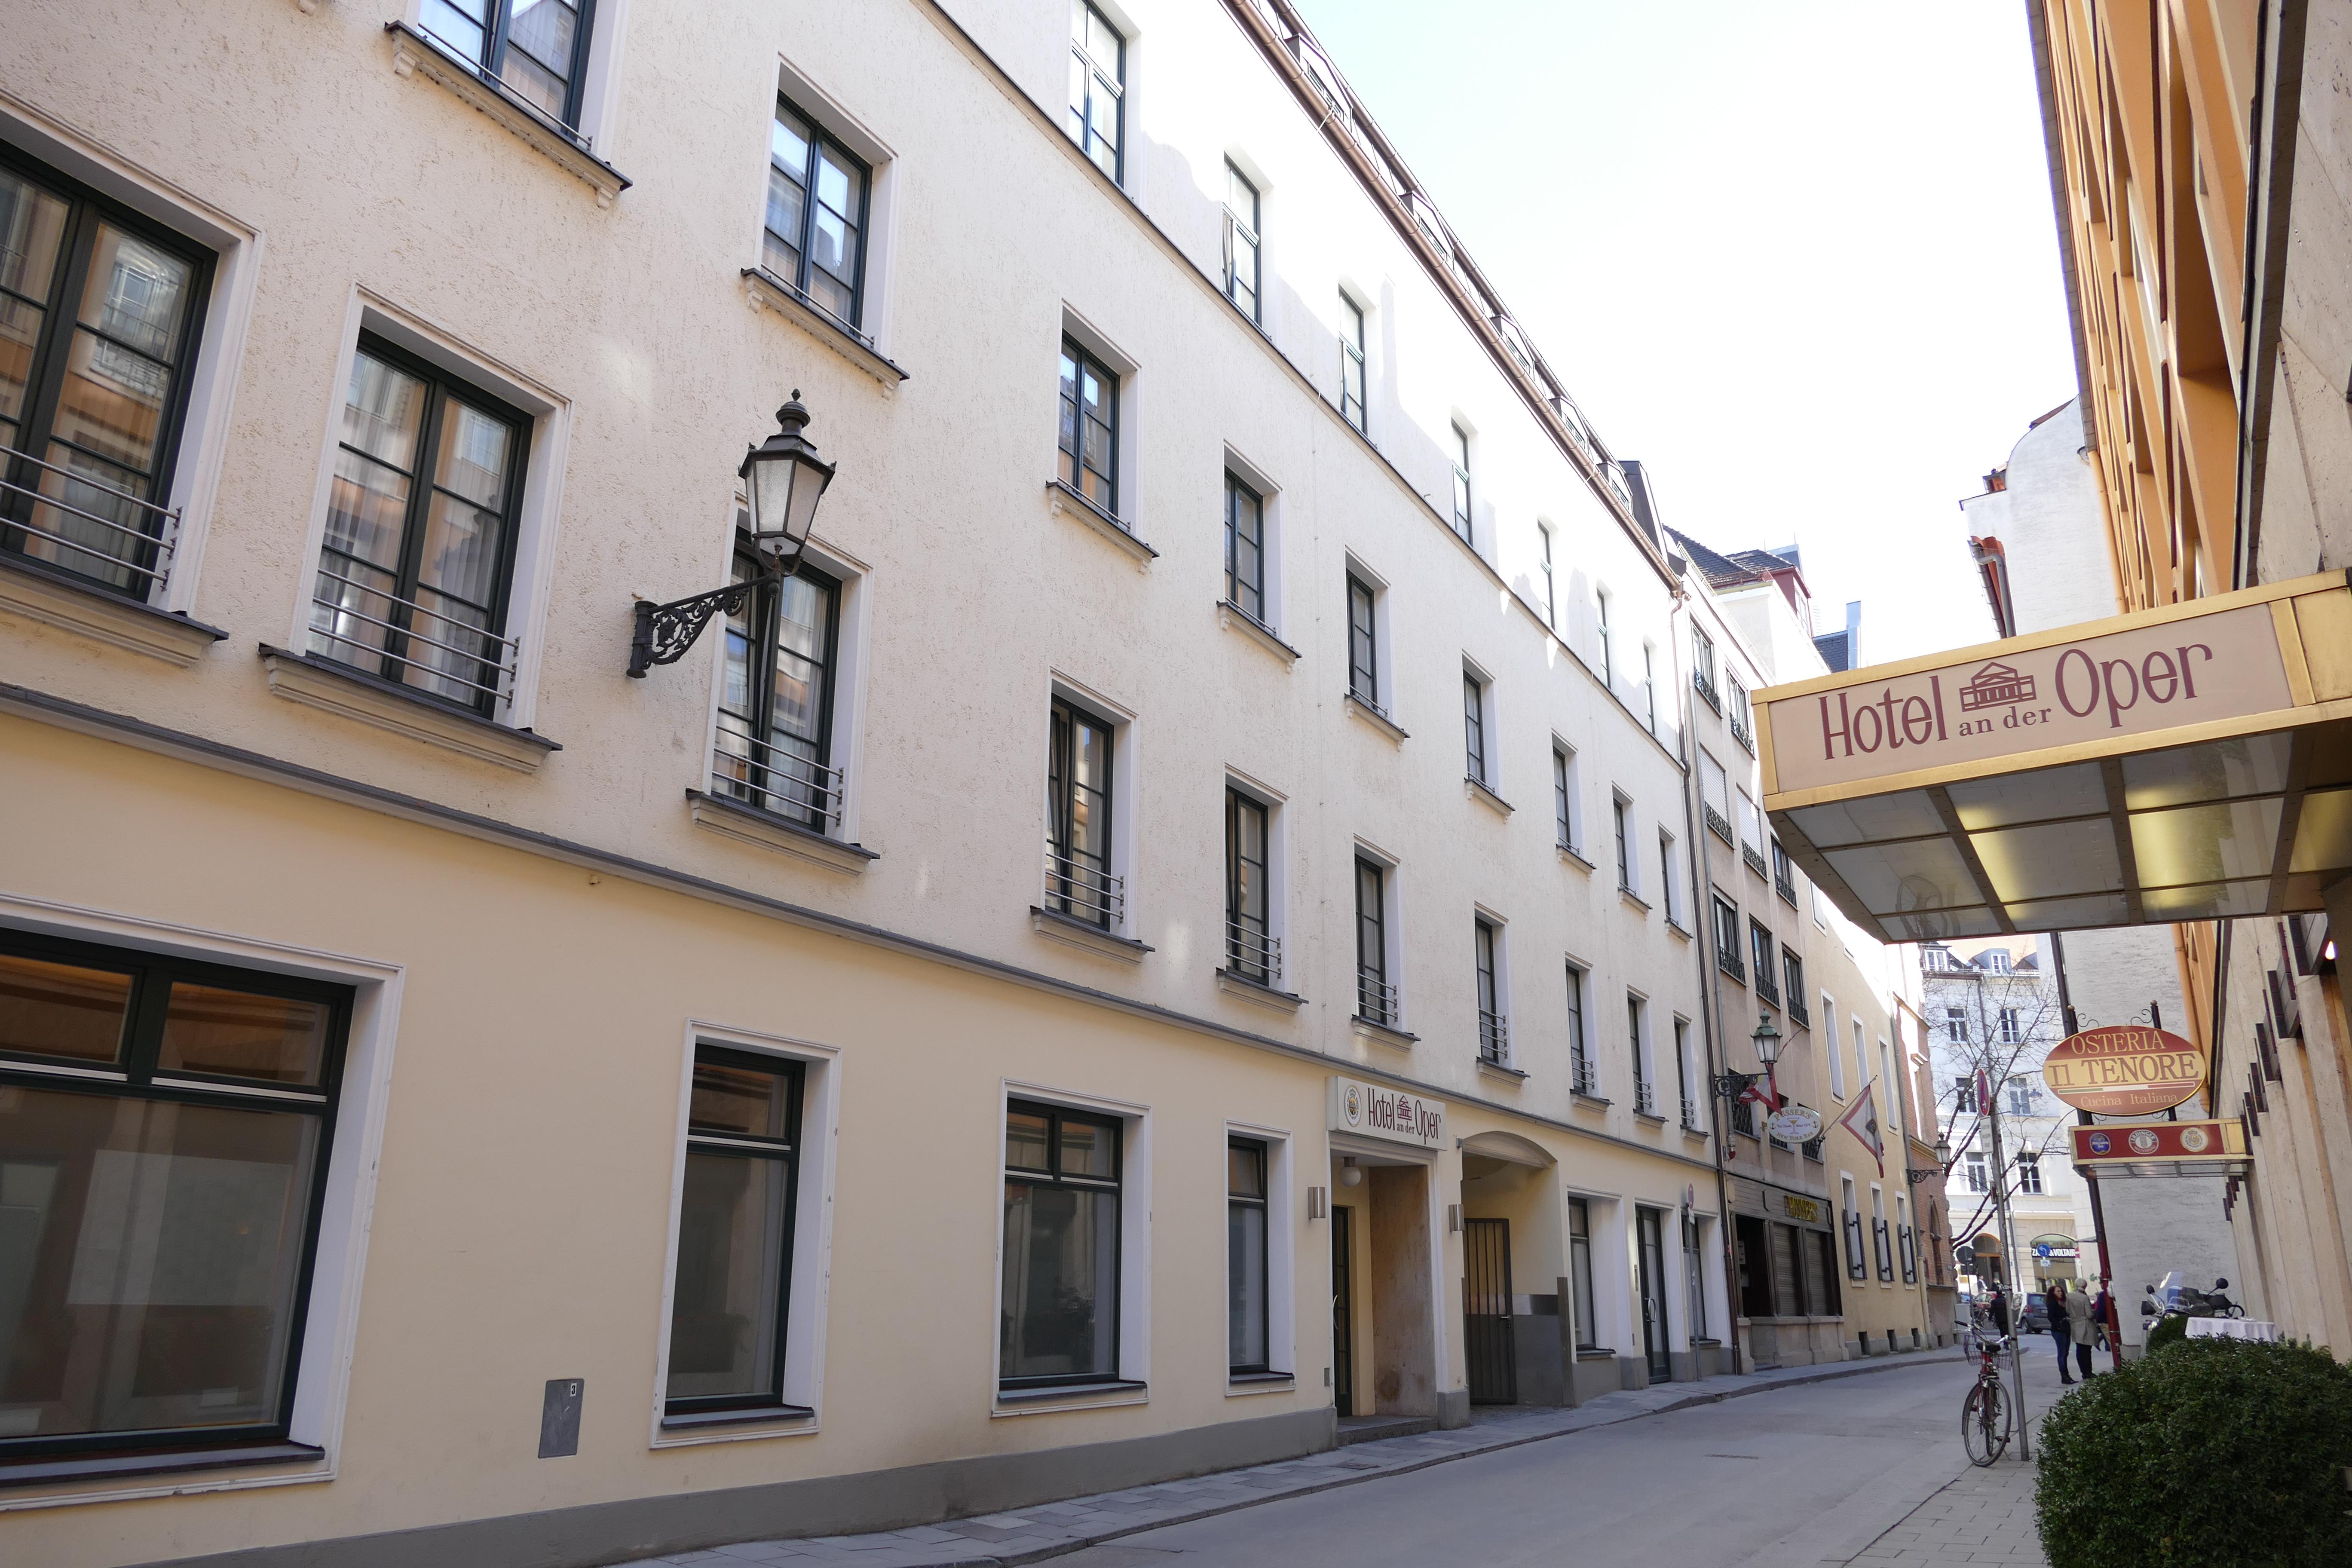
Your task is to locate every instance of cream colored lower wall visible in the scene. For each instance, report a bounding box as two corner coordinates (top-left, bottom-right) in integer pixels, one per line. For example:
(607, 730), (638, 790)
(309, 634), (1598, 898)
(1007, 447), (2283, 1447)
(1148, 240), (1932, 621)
(0, 717), (1716, 1565)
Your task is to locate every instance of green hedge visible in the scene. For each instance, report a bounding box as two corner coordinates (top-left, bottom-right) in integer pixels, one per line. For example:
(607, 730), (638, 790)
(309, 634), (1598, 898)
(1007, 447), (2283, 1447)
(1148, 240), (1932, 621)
(2037, 1337), (2352, 1567)
(2143, 1312), (2188, 1354)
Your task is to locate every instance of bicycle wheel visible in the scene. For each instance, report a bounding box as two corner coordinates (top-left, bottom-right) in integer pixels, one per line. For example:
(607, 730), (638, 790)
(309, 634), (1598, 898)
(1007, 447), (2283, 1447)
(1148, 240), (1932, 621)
(1962, 1378), (2010, 1466)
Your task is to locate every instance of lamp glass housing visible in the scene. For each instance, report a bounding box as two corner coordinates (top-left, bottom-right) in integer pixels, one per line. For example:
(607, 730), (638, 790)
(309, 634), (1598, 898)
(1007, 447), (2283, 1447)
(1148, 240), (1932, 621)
(1750, 1013), (1782, 1067)
(740, 395), (836, 567)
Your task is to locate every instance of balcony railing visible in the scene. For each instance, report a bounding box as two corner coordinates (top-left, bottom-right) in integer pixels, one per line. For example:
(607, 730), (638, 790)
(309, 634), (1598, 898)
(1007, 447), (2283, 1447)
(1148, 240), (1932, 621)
(1754, 966), (1780, 1008)
(1741, 842), (1769, 881)
(1786, 994), (1811, 1028)
(1802, 1135), (1824, 1162)
(1715, 945), (1746, 984)
(1730, 709), (1755, 754)
(309, 567), (522, 711)
(711, 729), (845, 833)
(1477, 1009), (1509, 1065)
(1356, 968), (1400, 1028)
(1634, 1080), (1657, 1117)
(2, 443), (182, 596)
(1775, 867), (1798, 906)
(1691, 669), (1720, 713)
(1571, 1054), (1597, 1098)
(1729, 1099), (1756, 1137)
(1225, 918), (1282, 989)
(1044, 847), (1124, 930)
(1703, 804), (1734, 845)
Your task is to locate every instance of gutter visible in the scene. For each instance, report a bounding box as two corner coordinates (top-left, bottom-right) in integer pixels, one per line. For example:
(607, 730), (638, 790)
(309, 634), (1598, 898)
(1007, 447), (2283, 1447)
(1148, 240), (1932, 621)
(2233, 0), (2310, 590)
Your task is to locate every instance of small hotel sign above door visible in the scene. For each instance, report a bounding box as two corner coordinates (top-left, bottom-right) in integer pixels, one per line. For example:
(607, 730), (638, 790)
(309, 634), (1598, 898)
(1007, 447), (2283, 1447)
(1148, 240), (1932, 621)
(1328, 1075), (1445, 1148)
(1767, 602), (2291, 796)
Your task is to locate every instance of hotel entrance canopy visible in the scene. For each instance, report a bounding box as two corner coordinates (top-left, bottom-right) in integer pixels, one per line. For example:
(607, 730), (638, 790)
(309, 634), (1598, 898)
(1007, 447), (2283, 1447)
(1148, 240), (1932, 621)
(1754, 572), (2352, 943)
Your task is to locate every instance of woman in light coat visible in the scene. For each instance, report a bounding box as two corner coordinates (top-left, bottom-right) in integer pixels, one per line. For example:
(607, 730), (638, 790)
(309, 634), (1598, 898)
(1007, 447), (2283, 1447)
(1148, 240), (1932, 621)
(2064, 1279), (2097, 1380)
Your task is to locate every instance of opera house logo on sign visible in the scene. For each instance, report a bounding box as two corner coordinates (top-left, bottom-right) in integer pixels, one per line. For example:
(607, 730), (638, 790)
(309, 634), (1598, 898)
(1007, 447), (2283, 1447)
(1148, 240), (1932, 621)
(1958, 661), (2034, 712)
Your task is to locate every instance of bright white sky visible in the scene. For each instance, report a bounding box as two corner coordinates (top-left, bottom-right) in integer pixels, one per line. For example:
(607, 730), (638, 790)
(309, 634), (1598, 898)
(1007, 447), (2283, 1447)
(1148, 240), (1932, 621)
(1295, 0), (2081, 665)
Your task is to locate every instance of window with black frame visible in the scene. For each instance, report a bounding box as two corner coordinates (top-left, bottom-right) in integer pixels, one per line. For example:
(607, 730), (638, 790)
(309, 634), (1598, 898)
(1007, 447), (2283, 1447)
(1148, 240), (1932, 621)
(1225, 787), (1273, 986)
(420, 0), (597, 131)
(1224, 164), (1261, 321)
(1224, 472), (1265, 624)
(1473, 918), (1504, 1065)
(0, 931), (349, 1470)
(1057, 337), (1117, 517)
(1565, 963), (1592, 1095)
(1354, 857), (1393, 1025)
(665, 1049), (805, 1419)
(1347, 574), (1380, 710)
(1552, 746), (1575, 850)
(1449, 424), (1472, 542)
(1338, 294), (1366, 432)
(310, 335), (527, 716)
(1046, 697), (1117, 928)
(1750, 921), (1777, 1004)
(1227, 1138), (1269, 1374)
(1462, 672), (1487, 784)
(0, 153), (210, 600)
(715, 545), (840, 833)
(1567, 1197), (1597, 1349)
(764, 97), (870, 333)
(1001, 1101), (1122, 1388)
(1066, 1), (1125, 181)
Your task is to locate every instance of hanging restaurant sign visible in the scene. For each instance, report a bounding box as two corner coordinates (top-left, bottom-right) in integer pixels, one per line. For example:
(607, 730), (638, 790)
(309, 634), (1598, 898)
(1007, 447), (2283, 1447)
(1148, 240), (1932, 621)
(2070, 1118), (2251, 1177)
(2042, 1025), (2203, 1115)
(1766, 1105), (1824, 1143)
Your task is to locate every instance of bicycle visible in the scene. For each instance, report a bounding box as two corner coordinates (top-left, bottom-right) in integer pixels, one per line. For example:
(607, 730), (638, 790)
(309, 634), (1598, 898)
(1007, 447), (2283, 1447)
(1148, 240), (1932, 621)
(1962, 1328), (2012, 1466)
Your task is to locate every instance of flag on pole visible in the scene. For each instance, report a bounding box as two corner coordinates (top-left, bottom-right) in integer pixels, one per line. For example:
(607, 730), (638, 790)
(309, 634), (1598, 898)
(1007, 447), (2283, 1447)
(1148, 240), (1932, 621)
(1839, 1081), (1884, 1176)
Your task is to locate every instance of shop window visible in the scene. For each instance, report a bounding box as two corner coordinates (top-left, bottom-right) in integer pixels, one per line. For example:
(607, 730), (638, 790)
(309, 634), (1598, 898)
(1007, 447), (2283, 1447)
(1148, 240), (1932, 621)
(0, 932), (349, 1467)
(1227, 1138), (1268, 1373)
(1001, 1100), (1122, 1387)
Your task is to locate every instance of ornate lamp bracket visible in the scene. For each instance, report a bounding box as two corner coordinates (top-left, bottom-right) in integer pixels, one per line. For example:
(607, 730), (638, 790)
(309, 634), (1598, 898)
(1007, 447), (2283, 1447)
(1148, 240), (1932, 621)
(628, 573), (777, 678)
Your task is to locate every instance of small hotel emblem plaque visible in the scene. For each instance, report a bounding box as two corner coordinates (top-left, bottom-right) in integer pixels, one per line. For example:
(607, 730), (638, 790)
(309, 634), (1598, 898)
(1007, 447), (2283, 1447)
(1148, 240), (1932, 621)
(1958, 661), (2036, 712)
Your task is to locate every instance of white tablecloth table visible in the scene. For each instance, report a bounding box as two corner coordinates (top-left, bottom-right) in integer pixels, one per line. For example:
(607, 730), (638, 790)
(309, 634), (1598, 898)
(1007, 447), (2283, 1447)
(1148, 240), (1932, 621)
(2185, 1317), (2278, 1341)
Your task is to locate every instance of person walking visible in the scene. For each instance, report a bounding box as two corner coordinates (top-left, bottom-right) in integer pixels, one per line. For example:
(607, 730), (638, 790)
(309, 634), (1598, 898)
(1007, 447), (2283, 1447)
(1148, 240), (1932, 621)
(2066, 1279), (2097, 1380)
(2048, 1280), (2076, 1383)
(2091, 1278), (2115, 1365)
(1988, 1282), (2012, 1335)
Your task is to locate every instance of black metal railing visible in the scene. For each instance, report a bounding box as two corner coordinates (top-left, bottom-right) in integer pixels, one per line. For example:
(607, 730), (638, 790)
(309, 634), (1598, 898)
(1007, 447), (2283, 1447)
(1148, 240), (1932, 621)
(1703, 804), (1734, 845)
(1730, 709), (1755, 753)
(1755, 965), (1780, 1008)
(1715, 944), (1746, 984)
(1729, 1099), (1756, 1137)
(1801, 1135), (1824, 1162)
(1477, 1009), (1509, 1066)
(1692, 668), (1720, 713)
(1786, 994), (1810, 1028)
(1356, 968), (1400, 1028)
(1741, 842), (1769, 881)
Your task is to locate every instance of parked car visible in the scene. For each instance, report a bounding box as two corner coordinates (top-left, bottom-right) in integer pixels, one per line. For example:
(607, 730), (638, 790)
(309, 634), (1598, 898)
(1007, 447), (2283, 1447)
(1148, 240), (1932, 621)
(2019, 1292), (2051, 1334)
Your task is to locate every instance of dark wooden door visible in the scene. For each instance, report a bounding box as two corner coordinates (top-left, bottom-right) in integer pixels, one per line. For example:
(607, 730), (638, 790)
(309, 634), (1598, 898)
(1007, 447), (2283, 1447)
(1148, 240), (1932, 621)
(1331, 1204), (1354, 1417)
(1637, 1207), (1672, 1381)
(1463, 1217), (1516, 1404)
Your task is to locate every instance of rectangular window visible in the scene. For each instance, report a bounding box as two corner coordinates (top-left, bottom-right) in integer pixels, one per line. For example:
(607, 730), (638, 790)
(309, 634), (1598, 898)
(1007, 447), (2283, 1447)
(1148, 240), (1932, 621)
(1658, 830), (1681, 924)
(2016, 1153), (2043, 1194)
(1354, 857), (1393, 1025)
(1712, 896), (1743, 981)
(1596, 588), (1614, 687)
(1997, 1008), (2022, 1044)
(2006, 1077), (2034, 1116)
(1771, 839), (1797, 903)
(1057, 336), (1118, 515)
(764, 96), (871, 330)
(1046, 696), (1118, 929)
(1567, 1198), (1596, 1348)
(1227, 1138), (1269, 1373)
(1001, 1101), (1121, 1387)
(1954, 1075), (1978, 1114)
(714, 554), (841, 832)
(0, 931), (350, 1464)
(1643, 643), (1657, 732)
(1853, 1019), (1869, 1091)
(1802, 1229), (1836, 1317)
(666, 1048), (805, 1416)
(1947, 1007), (1969, 1044)
(1841, 1178), (1865, 1280)
(1538, 525), (1556, 627)
(1726, 672), (1753, 750)
(310, 334), (527, 716)
(1553, 746), (1575, 850)
(1872, 1188), (1892, 1281)
(1224, 472), (1265, 624)
(1223, 163), (1261, 322)
(1781, 952), (1806, 1024)
(1747, 922), (1777, 1006)
(1964, 1152), (1988, 1193)
(1449, 424), (1471, 542)
(0, 152), (211, 600)
(1225, 787), (1273, 986)
(1346, 574), (1380, 710)
(1066, 1), (1125, 181)
(1691, 626), (1717, 705)
(1565, 963), (1592, 1096)
(1339, 294), (1367, 432)
(1628, 994), (1651, 1114)
(1462, 672), (1488, 784)
(1474, 919), (1504, 1065)
(1614, 797), (1633, 892)
(1675, 1017), (1695, 1128)
(1822, 996), (1841, 1095)
(420, 0), (596, 128)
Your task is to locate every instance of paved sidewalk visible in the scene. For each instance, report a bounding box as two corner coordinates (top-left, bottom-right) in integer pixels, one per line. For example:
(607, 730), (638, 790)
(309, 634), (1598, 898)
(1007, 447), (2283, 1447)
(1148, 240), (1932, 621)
(1840, 1455), (2046, 1566)
(615, 1347), (1963, 1568)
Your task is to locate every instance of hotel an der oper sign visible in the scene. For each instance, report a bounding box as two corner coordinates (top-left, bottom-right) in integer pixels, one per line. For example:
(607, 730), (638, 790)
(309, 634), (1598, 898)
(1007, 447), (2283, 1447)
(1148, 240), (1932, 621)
(1749, 572), (2352, 941)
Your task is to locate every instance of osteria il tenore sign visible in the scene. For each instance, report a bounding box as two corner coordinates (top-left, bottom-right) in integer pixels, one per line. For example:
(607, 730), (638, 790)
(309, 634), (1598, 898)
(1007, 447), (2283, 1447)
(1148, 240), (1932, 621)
(2041, 1025), (2203, 1117)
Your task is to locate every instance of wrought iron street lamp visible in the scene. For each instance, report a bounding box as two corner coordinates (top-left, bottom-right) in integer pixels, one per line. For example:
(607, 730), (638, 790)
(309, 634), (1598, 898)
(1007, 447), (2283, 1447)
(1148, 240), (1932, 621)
(627, 393), (837, 678)
(1908, 1132), (1953, 1187)
(1711, 1011), (1782, 1102)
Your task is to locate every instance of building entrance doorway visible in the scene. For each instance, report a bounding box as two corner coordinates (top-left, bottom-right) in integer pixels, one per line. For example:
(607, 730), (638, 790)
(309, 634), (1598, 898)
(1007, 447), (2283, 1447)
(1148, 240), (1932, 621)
(1462, 1217), (1515, 1404)
(1331, 1204), (1354, 1417)
(1636, 1207), (1671, 1381)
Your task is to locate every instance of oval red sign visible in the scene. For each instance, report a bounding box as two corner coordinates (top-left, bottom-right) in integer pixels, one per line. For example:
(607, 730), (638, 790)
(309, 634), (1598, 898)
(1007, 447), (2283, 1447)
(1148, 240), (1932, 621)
(2042, 1025), (2203, 1116)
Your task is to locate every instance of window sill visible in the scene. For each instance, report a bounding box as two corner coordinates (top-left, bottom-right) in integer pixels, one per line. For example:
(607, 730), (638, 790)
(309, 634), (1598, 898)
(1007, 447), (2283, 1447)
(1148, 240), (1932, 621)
(1464, 776), (1515, 818)
(0, 553), (227, 668)
(686, 789), (876, 874)
(1029, 905), (1153, 963)
(1618, 886), (1652, 913)
(1665, 919), (1694, 941)
(1046, 479), (1158, 567)
(659, 1403), (815, 1433)
(0, 1440), (325, 1491)
(258, 645), (559, 773)
(1574, 1348), (1619, 1363)
(1476, 1059), (1528, 1085)
(1216, 968), (1306, 1013)
(385, 24), (630, 206)
(741, 268), (908, 386)
(993, 1380), (1148, 1416)
(1216, 600), (1300, 665)
(1682, 1124), (1712, 1143)
(1558, 842), (1595, 872)
(1571, 1091), (1612, 1112)
(1226, 1372), (1295, 1396)
(1634, 1111), (1667, 1127)
(1344, 690), (1409, 744)
(1349, 1014), (1418, 1051)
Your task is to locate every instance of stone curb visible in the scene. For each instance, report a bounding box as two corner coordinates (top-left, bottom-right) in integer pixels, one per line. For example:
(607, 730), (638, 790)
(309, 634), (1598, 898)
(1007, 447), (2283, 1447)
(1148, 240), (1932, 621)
(963, 1348), (1969, 1567)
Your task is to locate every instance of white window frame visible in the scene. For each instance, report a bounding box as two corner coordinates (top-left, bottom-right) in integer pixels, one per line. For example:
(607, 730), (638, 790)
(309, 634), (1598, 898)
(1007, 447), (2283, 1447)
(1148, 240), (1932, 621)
(993, 1080), (1152, 1408)
(1224, 1119), (1295, 1390)
(292, 287), (573, 734)
(1595, 586), (1614, 690)
(649, 1020), (842, 1446)
(0, 893), (405, 1503)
